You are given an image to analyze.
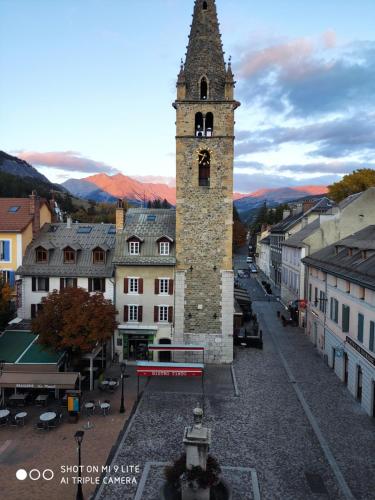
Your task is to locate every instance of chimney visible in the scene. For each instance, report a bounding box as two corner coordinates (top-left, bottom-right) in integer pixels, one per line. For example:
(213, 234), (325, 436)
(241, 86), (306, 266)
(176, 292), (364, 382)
(116, 199), (126, 232)
(67, 216), (72, 229)
(303, 200), (316, 213)
(29, 190), (40, 238)
(283, 209), (291, 220)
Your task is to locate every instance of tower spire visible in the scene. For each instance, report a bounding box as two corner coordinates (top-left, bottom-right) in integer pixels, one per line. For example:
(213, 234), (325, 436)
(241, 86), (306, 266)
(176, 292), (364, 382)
(184, 0), (226, 100)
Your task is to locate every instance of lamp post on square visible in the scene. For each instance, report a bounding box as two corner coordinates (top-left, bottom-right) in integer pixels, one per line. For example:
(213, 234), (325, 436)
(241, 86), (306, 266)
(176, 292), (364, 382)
(119, 361), (127, 414)
(74, 430), (84, 500)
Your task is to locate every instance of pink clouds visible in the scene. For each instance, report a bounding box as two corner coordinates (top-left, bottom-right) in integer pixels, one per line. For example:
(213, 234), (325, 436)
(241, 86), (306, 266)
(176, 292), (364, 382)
(16, 151), (119, 175)
(238, 31), (337, 80)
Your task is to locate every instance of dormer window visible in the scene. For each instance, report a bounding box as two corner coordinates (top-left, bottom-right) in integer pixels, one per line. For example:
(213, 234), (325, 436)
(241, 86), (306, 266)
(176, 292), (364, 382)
(93, 247), (105, 264)
(160, 242), (170, 256)
(129, 241), (140, 255)
(36, 246), (48, 263)
(64, 247), (76, 264)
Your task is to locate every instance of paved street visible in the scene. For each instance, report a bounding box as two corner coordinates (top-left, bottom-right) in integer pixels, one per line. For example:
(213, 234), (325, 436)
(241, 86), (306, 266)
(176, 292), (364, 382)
(96, 255), (375, 500)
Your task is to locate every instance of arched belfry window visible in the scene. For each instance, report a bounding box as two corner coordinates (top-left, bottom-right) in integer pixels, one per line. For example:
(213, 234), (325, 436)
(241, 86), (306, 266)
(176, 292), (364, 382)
(200, 77), (208, 100)
(203, 1), (208, 10)
(198, 150), (211, 187)
(206, 112), (214, 137)
(195, 113), (204, 136)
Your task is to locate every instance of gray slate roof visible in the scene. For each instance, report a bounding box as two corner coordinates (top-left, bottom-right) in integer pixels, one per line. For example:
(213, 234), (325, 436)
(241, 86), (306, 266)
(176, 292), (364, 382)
(114, 208), (176, 266)
(18, 223), (116, 277)
(302, 225), (375, 290)
(270, 197), (333, 234)
(282, 218), (321, 248)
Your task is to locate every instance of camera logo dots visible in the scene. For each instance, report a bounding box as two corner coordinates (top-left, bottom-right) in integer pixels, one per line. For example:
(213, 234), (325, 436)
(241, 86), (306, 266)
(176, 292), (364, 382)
(16, 468), (54, 481)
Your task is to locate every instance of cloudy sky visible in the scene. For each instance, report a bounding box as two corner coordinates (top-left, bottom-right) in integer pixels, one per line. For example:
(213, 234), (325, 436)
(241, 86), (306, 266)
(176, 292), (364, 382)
(1, 0), (375, 192)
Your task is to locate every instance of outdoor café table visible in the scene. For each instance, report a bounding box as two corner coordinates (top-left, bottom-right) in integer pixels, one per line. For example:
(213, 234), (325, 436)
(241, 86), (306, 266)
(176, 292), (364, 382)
(15, 412), (27, 425)
(0, 409), (10, 418)
(84, 402), (95, 414)
(100, 403), (110, 415)
(40, 412), (56, 422)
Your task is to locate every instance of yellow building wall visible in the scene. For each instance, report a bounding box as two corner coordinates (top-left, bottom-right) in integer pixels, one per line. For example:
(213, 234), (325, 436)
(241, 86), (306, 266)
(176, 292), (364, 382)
(21, 222), (33, 256)
(0, 233), (18, 271)
(40, 203), (52, 227)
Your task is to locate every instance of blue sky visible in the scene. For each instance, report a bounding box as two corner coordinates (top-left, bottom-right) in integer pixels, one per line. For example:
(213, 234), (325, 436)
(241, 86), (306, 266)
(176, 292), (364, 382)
(1, 0), (375, 192)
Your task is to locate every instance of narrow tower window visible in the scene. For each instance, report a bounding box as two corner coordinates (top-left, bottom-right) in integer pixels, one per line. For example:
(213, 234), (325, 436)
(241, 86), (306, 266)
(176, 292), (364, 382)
(206, 112), (214, 137)
(195, 112), (204, 136)
(200, 77), (208, 100)
(198, 150), (210, 187)
(203, 1), (208, 10)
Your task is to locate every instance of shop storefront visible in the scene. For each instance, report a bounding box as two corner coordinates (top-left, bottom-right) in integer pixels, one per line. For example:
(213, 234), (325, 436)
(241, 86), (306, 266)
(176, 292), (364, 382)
(118, 327), (157, 361)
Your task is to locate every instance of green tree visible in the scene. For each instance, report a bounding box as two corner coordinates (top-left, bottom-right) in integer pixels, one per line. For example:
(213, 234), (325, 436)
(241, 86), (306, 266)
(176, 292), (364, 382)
(328, 169), (375, 203)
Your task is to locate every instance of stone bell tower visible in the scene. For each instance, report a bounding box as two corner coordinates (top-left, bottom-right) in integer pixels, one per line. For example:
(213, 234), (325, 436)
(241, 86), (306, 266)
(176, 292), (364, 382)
(173, 0), (240, 363)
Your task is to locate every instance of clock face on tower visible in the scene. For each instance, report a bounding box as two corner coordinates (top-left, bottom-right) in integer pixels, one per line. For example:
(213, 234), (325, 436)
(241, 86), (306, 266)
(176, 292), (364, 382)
(196, 148), (213, 167)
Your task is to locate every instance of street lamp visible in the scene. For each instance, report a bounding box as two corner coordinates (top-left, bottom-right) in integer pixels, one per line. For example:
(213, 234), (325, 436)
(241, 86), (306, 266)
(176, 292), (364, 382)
(74, 431), (85, 500)
(120, 361), (127, 414)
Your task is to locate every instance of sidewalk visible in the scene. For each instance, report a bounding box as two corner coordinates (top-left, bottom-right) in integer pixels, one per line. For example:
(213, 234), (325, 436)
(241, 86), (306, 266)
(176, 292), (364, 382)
(255, 299), (375, 500)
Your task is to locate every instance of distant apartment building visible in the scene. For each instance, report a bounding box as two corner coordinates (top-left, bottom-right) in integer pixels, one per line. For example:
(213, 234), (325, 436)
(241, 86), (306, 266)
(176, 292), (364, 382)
(270, 198), (330, 286)
(17, 220), (115, 320)
(0, 192), (52, 287)
(303, 226), (375, 418)
(114, 204), (175, 362)
(258, 236), (271, 278)
(281, 188), (375, 326)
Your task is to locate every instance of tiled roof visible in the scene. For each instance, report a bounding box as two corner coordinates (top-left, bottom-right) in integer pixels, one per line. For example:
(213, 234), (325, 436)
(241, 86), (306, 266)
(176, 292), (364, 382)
(0, 197), (49, 232)
(302, 225), (375, 290)
(18, 223), (115, 277)
(270, 211), (304, 233)
(114, 208), (176, 266)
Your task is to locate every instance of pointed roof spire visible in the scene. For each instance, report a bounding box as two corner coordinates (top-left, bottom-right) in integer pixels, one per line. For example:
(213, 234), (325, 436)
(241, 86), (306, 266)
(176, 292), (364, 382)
(184, 0), (226, 100)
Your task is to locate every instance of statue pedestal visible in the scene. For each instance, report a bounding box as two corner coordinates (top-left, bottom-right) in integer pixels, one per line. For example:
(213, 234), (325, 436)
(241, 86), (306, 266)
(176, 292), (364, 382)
(181, 407), (212, 500)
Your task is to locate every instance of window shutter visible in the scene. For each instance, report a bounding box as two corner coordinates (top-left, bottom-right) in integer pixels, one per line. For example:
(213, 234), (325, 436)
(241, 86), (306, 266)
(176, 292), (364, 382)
(342, 305), (350, 333)
(88, 278), (93, 292)
(60, 278), (65, 290)
(154, 306), (158, 322)
(45, 278), (50, 292)
(168, 306), (173, 324)
(73, 278), (78, 288)
(32, 277), (36, 292)
(138, 306), (143, 322)
(370, 322), (375, 352)
(124, 278), (129, 294)
(358, 313), (364, 342)
(101, 278), (106, 293)
(9, 271), (15, 287)
(330, 298), (333, 320)
(4, 241), (10, 261)
(335, 299), (338, 323)
(169, 279), (174, 295)
(155, 279), (159, 295)
(124, 305), (129, 322)
(31, 304), (36, 319)
(139, 279), (144, 294)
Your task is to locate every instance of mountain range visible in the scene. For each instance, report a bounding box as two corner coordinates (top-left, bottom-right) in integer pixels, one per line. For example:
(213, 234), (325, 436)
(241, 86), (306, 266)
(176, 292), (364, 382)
(0, 151), (328, 215)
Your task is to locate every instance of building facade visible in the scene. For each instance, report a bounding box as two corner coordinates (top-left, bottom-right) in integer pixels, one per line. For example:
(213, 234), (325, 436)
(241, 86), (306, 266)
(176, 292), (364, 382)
(258, 236), (271, 278)
(17, 221), (115, 320)
(281, 189), (375, 325)
(0, 192), (52, 287)
(114, 206), (175, 362)
(303, 226), (375, 418)
(173, 0), (239, 363)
